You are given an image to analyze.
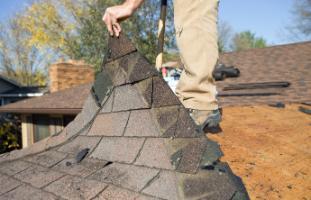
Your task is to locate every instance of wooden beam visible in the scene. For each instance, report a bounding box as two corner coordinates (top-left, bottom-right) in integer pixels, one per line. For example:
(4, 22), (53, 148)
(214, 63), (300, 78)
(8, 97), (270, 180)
(155, 0), (167, 71)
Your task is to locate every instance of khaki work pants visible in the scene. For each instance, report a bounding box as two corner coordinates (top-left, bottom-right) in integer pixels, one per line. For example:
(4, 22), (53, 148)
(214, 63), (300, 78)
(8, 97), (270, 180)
(174, 0), (219, 111)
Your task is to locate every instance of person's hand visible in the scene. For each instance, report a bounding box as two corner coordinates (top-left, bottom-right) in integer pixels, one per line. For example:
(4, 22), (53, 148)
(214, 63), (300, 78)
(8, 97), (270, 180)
(102, 4), (133, 37)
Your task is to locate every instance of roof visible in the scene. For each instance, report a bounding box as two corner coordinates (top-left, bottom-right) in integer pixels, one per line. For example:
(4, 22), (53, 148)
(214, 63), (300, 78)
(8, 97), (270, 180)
(0, 86), (47, 97)
(218, 41), (311, 106)
(0, 74), (22, 88)
(0, 34), (249, 200)
(2, 41), (310, 114)
(0, 74), (46, 97)
(0, 83), (91, 114)
(209, 104), (311, 199)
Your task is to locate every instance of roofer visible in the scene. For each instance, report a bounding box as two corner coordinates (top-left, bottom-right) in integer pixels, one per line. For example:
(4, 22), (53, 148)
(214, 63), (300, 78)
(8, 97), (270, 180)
(103, 0), (221, 132)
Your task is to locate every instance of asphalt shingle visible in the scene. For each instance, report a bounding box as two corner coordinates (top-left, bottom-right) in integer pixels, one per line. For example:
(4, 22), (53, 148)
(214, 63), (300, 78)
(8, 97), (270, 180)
(0, 160), (32, 176)
(135, 138), (174, 170)
(124, 110), (160, 137)
(14, 165), (64, 188)
(44, 175), (107, 200)
(113, 84), (151, 112)
(0, 185), (58, 200)
(0, 174), (21, 195)
(88, 163), (159, 192)
(142, 171), (179, 200)
(0, 33), (249, 200)
(88, 112), (130, 136)
(151, 106), (179, 137)
(52, 157), (108, 178)
(90, 137), (145, 163)
(57, 136), (101, 154)
(218, 42), (311, 106)
(25, 151), (67, 168)
(94, 185), (156, 200)
(152, 76), (180, 107)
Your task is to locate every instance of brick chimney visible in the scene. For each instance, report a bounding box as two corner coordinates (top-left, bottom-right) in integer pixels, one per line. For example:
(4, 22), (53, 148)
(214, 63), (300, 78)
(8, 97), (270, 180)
(49, 60), (95, 93)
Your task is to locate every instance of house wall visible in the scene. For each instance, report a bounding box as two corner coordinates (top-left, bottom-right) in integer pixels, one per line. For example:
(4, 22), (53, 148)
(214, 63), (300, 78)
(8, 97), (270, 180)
(21, 115), (33, 148)
(49, 60), (94, 93)
(21, 114), (76, 148)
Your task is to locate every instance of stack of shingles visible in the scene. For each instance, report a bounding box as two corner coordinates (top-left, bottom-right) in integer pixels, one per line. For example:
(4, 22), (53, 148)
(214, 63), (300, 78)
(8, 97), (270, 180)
(219, 81), (291, 97)
(0, 34), (249, 200)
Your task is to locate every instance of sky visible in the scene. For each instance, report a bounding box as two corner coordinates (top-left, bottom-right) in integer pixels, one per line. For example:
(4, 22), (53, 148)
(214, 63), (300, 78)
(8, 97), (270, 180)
(219, 0), (295, 45)
(0, 0), (299, 45)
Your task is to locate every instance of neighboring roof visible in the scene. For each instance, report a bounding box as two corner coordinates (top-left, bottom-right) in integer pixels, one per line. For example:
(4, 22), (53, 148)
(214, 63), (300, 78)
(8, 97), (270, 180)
(218, 41), (311, 106)
(2, 41), (309, 113)
(0, 35), (249, 200)
(0, 74), (22, 88)
(0, 83), (91, 114)
(0, 74), (47, 97)
(0, 86), (47, 97)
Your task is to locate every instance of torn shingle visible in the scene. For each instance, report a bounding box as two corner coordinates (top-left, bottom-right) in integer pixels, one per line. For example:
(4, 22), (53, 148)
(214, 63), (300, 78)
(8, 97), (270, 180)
(1, 33), (249, 200)
(142, 171), (179, 200)
(105, 52), (158, 86)
(105, 34), (137, 62)
(113, 84), (151, 112)
(152, 76), (180, 108)
(135, 138), (174, 170)
(151, 106), (179, 137)
(175, 106), (202, 138)
(91, 71), (113, 106)
(170, 138), (207, 174)
(124, 109), (160, 137)
(122, 53), (158, 83)
(200, 139), (224, 169)
(178, 170), (237, 200)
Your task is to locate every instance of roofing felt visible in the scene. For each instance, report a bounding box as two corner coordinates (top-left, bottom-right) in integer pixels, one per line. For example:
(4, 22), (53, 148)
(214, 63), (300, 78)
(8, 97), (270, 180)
(0, 34), (249, 200)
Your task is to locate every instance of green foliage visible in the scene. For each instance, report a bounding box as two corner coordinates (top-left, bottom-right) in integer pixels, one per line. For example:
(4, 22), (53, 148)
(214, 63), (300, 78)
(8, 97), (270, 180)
(231, 31), (267, 51)
(0, 118), (21, 154)
(17, 0), (175, 72)
(286, 0), (311, 41)
(218, 21), (234, 53)
(0, 15), (49, 86)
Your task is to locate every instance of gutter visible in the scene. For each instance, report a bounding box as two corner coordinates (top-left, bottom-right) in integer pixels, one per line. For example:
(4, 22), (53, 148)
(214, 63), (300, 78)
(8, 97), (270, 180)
(0, 108), (82, 115)
(0, 93), (44, 97)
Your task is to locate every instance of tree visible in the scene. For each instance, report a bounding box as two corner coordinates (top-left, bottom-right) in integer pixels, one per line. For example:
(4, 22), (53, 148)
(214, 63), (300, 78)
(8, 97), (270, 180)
(218, 21), (234, 53)
(0, 114), (21, 154)
(286, 0), (311, 41)
(18, 0), (175, 71)
(0, 16), (49, 86)
(231, 31), (267, 51)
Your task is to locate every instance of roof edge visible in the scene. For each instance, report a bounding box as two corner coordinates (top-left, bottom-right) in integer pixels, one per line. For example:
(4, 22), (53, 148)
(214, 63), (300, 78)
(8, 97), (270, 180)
(0, 108), (81, 115)
(221, 40), (311, 55)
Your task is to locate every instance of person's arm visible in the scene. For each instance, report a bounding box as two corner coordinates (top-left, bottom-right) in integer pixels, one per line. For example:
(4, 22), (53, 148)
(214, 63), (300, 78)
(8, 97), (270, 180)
(103, 0), (144, 37)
